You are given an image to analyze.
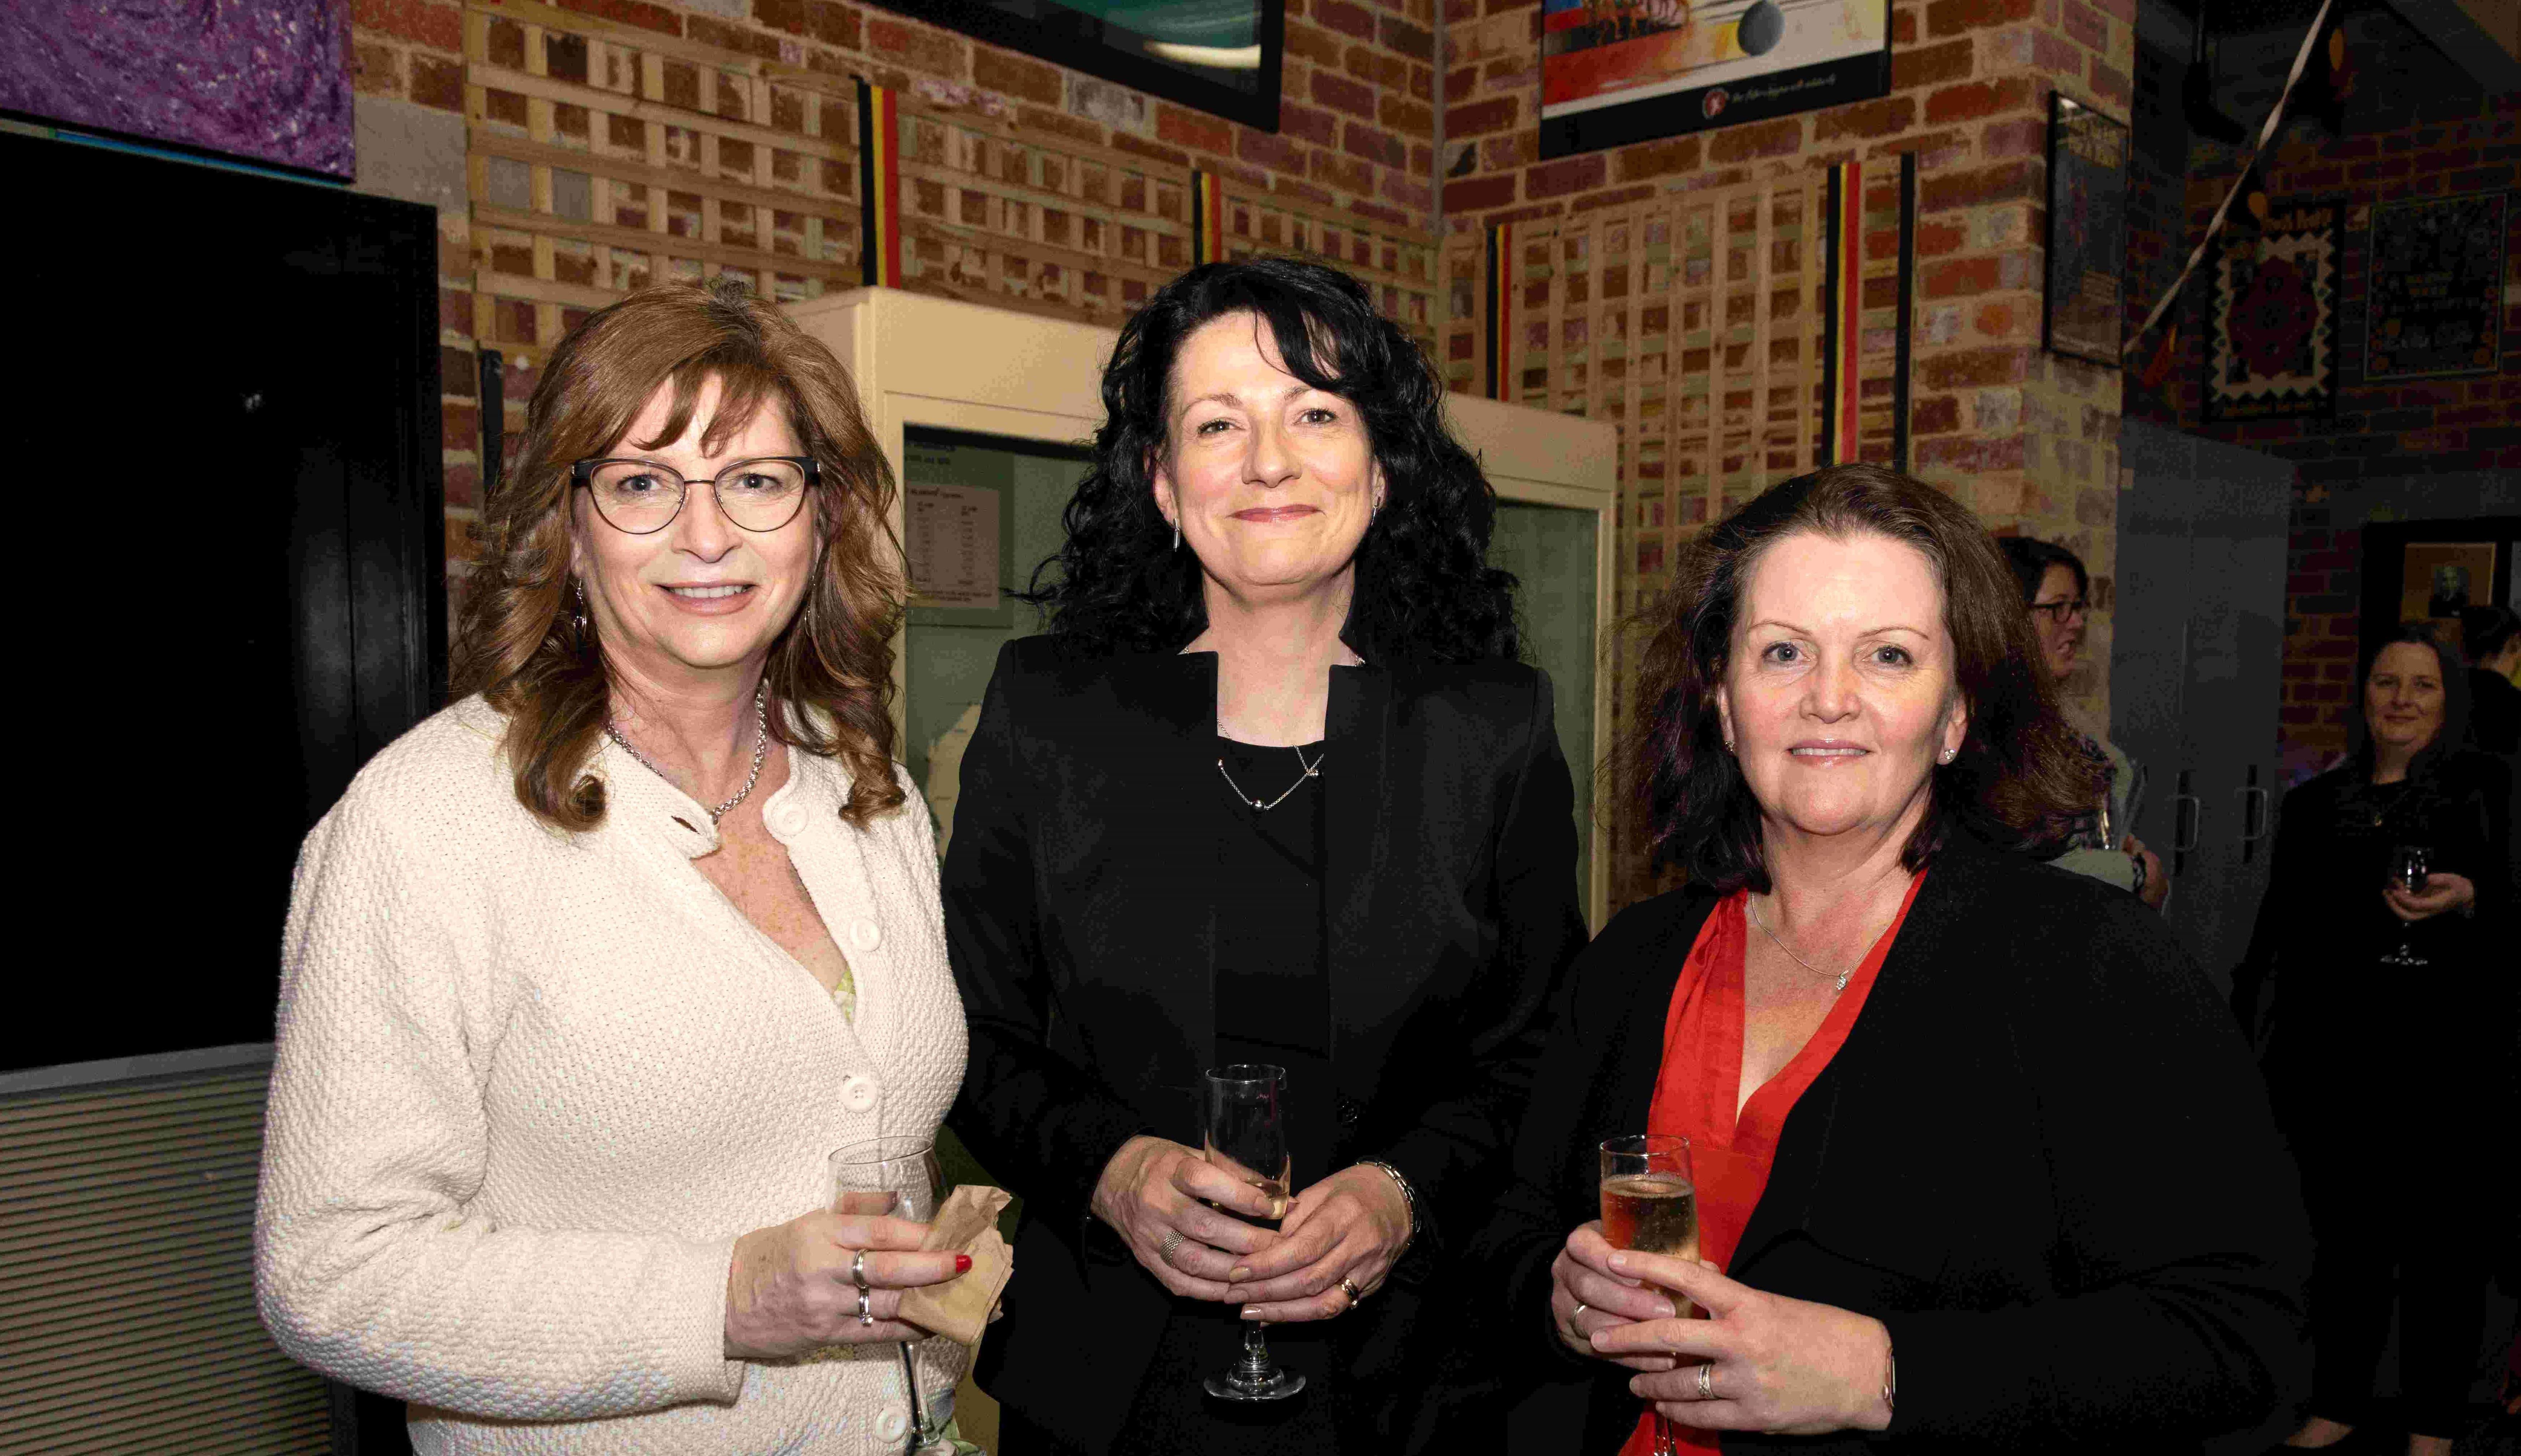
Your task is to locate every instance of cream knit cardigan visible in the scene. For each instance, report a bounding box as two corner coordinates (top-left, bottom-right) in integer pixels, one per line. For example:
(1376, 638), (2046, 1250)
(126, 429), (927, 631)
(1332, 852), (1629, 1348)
(257, 697), (970, 1456)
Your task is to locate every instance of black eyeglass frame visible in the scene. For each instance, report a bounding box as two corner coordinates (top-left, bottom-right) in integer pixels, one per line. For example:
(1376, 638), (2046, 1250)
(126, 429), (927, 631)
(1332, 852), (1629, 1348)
(2028, 596), (2090, 623)
(569, 454), (821, 535)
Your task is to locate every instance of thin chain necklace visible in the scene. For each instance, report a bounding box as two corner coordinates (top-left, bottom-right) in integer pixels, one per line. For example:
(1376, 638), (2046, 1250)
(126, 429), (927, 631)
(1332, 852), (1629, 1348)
(1217, 744), (1324, 811)
(1747, 894), (1853, 994)
(605, 682), (770, 823)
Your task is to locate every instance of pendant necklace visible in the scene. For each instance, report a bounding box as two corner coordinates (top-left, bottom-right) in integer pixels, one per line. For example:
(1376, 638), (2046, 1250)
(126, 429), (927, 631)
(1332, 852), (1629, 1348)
(1217, 745), (1324, 811)
(1747, 895), (1853, 994)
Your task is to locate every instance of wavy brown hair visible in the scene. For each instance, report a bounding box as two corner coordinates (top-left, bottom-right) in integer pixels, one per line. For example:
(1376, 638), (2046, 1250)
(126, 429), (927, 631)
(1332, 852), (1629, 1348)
(450, 277), (906, 831)
(1629, 464), (2102, 892)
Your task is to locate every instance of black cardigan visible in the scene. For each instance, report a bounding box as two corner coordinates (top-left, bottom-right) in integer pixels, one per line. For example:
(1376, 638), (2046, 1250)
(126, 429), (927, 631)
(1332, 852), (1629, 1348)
(943, 637), (1589, 1452)
(1451, 840), (2312, 1455)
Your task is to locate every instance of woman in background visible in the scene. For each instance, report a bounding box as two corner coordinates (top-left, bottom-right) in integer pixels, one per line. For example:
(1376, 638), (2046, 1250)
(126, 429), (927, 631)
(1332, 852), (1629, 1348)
(1996, 535), (2166, 907)
(259, 280), (975, 1455)
(2242, 624), (2514, 1456)
(943, 258), (1587, 1454)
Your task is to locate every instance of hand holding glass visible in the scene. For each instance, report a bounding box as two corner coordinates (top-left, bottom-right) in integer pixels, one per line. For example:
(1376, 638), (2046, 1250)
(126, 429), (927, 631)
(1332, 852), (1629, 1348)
(2381, 844), (2431, 967)
(1599, 1134), (1697, 1456)
(831, 1137), (946, 1453)
(1201, 1064), (1304, 1403)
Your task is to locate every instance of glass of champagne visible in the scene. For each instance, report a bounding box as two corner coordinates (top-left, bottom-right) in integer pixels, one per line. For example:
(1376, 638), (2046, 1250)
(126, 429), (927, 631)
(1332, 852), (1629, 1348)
(2380, 844), (2432, 967)
(830, 1137), (946, 1454)
(1200, 1064), (1304, 1402)
(1599, 1134), (1697, 1456)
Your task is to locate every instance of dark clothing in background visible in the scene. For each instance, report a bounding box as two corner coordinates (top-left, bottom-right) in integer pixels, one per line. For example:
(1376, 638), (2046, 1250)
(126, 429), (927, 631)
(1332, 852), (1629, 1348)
(1451, 839), (2313, 1455)
(943, 639), (1589, 1455)
(2237, 750), (2517, 1437)
(2468, 666), (2521, 756)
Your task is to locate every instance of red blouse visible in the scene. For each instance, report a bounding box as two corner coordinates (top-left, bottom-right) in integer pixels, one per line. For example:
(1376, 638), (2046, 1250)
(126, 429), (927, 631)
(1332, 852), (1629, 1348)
(1620, 874), (1925, 1456)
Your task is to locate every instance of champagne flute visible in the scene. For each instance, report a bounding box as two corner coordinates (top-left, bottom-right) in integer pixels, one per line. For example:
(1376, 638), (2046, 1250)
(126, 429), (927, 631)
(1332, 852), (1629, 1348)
(1200, 1064), (1304, 1402)
(2380, 844), (2432, 967)
(1599, 1134), (1697, 1456)
(830, 1137), (947, 1455)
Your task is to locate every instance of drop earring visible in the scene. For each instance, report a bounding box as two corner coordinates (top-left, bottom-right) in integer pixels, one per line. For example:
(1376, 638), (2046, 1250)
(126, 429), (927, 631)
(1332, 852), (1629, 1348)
(571, 579), (590, 634)
(1173, 519), (1182, 551)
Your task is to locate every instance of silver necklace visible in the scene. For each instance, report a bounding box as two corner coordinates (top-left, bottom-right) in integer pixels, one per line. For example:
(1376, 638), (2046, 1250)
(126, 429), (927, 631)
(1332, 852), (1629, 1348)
(1747, 895), (1852, 994)
(605, 682), (770, 823)
(1217, 744), (1324, 811)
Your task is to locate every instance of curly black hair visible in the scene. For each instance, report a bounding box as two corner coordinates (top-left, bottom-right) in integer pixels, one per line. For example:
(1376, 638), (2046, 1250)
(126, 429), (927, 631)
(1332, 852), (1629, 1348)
(1019, 258), (1519, 664)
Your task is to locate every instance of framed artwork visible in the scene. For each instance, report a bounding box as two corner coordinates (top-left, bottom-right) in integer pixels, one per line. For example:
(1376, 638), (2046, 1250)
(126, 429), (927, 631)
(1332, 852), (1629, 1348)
(2396, 542), (2500, 627)
(2365, 192), (2506, 382)
(2044, 94), (2129, 367)
(1537, 0), (1891, 158)
(867, 0), (1282, 131)
(2205, 198), (2343, 423)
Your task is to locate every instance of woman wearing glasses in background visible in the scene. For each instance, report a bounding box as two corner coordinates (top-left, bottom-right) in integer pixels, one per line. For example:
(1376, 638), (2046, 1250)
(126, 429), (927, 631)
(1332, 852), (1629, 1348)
(258, 279), (977, 1455)
(1996, 536), (2167, 907)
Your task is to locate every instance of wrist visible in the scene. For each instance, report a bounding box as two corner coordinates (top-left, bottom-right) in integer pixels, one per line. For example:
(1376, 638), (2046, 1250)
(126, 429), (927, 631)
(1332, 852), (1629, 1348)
(1092, 1135), (1164, 1227)
(1358, 1159), (1420, 1252)
(1853, 1318), (1895, 1431)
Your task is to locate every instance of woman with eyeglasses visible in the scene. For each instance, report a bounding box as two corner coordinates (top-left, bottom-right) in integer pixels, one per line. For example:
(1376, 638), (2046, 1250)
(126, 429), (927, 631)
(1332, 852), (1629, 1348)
(258, 279), (978, 1455)
(1996, 536), (2167, 907)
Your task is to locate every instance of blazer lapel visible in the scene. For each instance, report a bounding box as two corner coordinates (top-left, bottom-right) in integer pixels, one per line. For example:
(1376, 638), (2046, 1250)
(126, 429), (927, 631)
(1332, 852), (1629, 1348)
(1324, 661), (1393, 1080)
(1103, 650), (1226, 1097)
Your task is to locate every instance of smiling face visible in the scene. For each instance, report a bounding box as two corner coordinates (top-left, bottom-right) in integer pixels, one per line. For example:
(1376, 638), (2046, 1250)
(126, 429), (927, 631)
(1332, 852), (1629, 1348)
(1152, 311), (1383, 611)
(569, 375), (819, 696)
(2364, 640), (2446, 758)
(2029, 561), (2085, 682)
(1716, 530), (1969, 851)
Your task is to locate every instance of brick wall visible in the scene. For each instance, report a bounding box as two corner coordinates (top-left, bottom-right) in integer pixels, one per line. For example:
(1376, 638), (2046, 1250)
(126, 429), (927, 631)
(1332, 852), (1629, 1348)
(350, 0), (1442, 602)
(2118, 20), (2521, 766)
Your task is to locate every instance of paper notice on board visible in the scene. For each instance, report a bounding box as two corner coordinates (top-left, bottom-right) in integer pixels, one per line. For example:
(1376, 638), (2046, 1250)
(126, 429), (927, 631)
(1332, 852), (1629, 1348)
(905, 482), (1000, 609)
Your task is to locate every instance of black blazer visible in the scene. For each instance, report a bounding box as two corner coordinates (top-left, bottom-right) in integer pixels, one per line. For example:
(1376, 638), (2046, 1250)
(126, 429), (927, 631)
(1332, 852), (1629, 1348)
(943, 637), (1589, 1451)
(1452, 839), (2312, 1455)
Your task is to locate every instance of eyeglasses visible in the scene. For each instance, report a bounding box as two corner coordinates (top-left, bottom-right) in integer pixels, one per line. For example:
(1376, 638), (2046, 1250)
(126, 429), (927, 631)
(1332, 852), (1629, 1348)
(2029, 597), (2090, 624)
(571, 455), (818, 534)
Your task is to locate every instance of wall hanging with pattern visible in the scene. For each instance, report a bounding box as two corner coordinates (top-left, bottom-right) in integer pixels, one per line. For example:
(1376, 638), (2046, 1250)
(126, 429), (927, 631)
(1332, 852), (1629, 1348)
(2205, 198), (2342, 423)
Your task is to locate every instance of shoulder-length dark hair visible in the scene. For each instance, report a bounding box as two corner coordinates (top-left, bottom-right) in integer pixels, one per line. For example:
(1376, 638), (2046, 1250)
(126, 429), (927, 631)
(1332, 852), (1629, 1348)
(1019, 258), (1518, 663)
(1630, 464), (2102, 892)
(450, 277), (906, 831)
(1995, 534), (2088, 605)
(2346, 623), (2471, 781)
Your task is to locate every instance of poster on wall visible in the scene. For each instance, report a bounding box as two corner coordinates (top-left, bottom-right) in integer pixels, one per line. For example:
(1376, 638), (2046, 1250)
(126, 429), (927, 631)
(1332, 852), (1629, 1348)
(2044, 94), (2129, 367)
(2204, 199), (2342, 423)
(1538, 0), (1890, 157)
(2365, 192), (2506, 382)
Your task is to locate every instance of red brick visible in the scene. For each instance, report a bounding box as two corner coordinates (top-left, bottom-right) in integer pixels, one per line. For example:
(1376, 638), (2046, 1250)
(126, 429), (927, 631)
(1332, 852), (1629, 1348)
(1018, 105), (1105, 148)
(1616, 134), (1702, 181)
(1708, 116), (1803, 163)
(1312, 70), (1377, 119)
(1444, 173), (1518, 212)
(1283, 101), (1340, 147)
(1981, 116), (2045, 159)
(1156, 103), (1232, 155)
(352, 40), (400, 97)
(1916, 434), (2025, 471)
(1919, 159), (2039, 214)
(1380, 95), (1434, 135)
(1286, 20), (1344, 67)
(1448, 95), (1519, 137)
(1345, 43), (1407, 89)
(2032, 27), (2080, 77)
(1526, 152), (1606, 199)
(1380, 12), (1434, 58)
(1344, 120), (1408, 167)
(687, 16), (781, 59)
(410, 52), (463, 111)
(1411, 62), (1434, 102)
(1238, 129), (1308, 173)
(1378, 172), (1433, 212)
(1915, 219), (1967, 257)
(442, 402), (481, 453)
(974, 49), (1062, 107)
(1922, 256), (2002, 297)
(1573, 183), (1658, 214)
(867, 17), (965, 77)
(1310, 148), (1375, 194)
(1925, 77), (2032, 126)
(1315, 0), (1376, 39)
(1917, 344), (2030, 388)
(1912, 394), (1962, 433)
(551, 0), (681, 37)
(2090, 60), (2130, 109)
(354, 0), (461, 52)
(1814, 94), (1915, 143)
(2063, 0), (2107, 50)
(1925, 0), (2032, 36)
(444, 462), (482, 509)
(1892, 38), (1974, 89)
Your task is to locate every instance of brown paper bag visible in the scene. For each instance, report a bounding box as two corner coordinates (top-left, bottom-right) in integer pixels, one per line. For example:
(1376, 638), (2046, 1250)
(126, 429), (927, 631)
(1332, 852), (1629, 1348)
(898, 1184), (1014, 1351)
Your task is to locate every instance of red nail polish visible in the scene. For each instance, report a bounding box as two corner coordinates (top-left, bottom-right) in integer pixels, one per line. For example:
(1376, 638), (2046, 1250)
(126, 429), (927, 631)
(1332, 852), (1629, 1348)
(954, 1253), (973, 1274)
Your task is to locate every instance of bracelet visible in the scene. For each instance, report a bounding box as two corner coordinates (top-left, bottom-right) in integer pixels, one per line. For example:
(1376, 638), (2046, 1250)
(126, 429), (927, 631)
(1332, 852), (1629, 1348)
(1882, 1342), (1897, 1420)
(1359, 1159), (1421, 1254)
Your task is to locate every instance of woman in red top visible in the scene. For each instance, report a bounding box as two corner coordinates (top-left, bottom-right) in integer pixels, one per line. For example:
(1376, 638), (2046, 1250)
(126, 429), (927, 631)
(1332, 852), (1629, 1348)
(1452, 464), (2311, 1455)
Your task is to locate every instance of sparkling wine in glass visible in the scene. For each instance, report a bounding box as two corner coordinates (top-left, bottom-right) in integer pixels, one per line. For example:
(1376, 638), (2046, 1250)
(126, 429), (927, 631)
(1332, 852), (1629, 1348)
(1599, 1134), (1696, 1456)
(2380, 844), (2432, 968)
(830, 1137), (947, 1453)
(1201, 1064), (1304, 1403)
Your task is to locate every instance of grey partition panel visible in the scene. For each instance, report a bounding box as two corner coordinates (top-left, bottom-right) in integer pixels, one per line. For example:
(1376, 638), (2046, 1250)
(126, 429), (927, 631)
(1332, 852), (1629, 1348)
(2111, 421), (2201, 858)
(1489, 500), (1601, 900)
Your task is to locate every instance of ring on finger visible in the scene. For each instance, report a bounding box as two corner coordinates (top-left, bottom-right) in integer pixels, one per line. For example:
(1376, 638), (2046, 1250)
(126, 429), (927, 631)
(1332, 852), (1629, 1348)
(856, 1286), (875, 1328)
(1695, 1361), (1714, 1401)
(850, 1249), (870, 1291)
(1158, 1229), (1188, 1265)
(1572, 1300), (1590, 1323)
(1336, 1277), (1366, 1310)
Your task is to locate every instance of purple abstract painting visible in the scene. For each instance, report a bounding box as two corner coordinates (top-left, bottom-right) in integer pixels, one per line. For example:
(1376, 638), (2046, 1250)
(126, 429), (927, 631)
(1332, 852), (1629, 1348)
(0, 0), (353, 179)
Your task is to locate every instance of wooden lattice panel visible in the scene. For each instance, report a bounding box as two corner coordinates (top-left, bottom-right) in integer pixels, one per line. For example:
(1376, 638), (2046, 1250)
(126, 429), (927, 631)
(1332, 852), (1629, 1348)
(463, 0), (858, 353)
(887, 95), (1191, 324)
(1213, 190), (1438, 350)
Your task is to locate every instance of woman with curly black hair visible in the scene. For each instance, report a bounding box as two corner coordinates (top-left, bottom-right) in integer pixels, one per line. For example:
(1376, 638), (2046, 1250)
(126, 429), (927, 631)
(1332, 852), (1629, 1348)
(942, 258), (1589, 1454)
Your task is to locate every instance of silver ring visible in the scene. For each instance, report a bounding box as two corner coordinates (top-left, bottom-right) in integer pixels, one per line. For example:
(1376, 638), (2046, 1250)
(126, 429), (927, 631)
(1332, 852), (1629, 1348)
(1158, 1229), (1188, 1265)
(1696, 1361), (1715, 1400)
(856, 1286), (875, 1327)
(1572, 1300), (1590, 1322)
(850, 1249), (870, 1290)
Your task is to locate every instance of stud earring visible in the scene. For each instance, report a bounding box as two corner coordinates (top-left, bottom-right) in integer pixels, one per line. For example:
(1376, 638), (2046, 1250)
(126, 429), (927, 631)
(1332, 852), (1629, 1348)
(1938, 747), (1956, 764)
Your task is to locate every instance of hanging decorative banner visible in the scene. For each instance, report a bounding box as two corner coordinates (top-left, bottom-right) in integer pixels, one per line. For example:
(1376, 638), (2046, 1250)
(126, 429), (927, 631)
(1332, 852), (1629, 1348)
(1486, 222), (1515, 401)
(855, 79), (902, 288)
(1821, 160), (1864, 466)
(1192, 171), (1228, 265)
(2205, 198), (2343, 423)
(2365, 192), (2506, 382)
(1537, 0), (1890, 158)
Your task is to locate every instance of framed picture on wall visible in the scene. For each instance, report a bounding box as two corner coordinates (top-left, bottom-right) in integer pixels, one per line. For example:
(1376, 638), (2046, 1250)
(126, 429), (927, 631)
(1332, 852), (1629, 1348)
(2357, 518), (2521, 670)
(2365, 192), (2506, 382)
(1537, 0), (1891, 157)
(2044, 94), (2128, 367)
(866, 0), (1282, 131)
(2204, 198), (2343, 422)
